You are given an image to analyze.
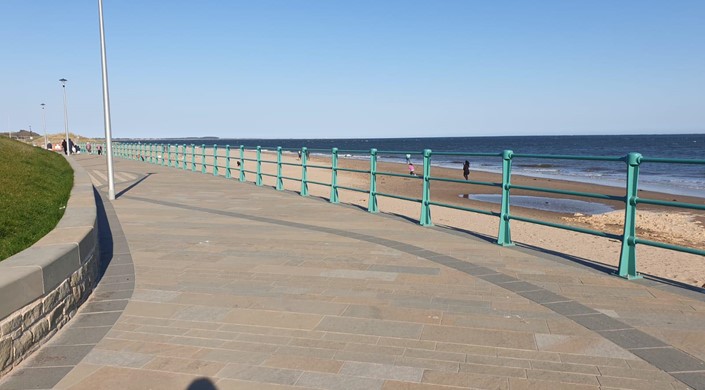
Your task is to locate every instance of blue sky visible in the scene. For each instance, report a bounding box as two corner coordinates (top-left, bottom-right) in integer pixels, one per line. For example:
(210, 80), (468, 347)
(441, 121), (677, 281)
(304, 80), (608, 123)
(1, 1), (704, 139)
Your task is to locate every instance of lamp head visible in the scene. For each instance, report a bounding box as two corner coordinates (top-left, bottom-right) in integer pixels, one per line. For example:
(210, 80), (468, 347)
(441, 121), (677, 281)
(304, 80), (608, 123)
(59, 78), (67, 87)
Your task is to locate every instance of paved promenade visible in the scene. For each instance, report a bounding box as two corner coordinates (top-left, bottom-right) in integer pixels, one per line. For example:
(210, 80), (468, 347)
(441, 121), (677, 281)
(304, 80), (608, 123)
(2, 154), (705, 389)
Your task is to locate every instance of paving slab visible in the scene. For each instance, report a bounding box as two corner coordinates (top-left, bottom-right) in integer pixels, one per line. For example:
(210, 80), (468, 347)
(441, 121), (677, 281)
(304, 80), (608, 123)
(2, 155), (704, 390)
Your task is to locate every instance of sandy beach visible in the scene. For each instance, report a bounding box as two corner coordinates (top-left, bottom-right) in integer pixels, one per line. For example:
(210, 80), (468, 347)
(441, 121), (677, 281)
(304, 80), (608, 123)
(190, 147), (705, 288)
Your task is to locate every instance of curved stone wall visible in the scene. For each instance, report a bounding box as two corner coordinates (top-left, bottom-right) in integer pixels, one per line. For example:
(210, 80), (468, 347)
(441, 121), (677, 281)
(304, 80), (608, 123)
(0, 157), (99, 375)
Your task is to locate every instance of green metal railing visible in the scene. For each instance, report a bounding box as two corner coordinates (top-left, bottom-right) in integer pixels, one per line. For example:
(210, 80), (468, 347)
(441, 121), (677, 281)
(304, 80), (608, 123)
(113, 142), (705, 280)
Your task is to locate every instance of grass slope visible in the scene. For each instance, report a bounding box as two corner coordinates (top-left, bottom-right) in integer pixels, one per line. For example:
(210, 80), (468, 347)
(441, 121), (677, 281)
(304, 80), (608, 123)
(0, 138), (73, 260)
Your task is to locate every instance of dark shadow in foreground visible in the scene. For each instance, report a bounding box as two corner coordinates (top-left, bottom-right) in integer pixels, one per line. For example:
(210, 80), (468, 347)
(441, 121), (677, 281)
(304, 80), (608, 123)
(94, 187), (113, 281)
(187, 377), (217, 390)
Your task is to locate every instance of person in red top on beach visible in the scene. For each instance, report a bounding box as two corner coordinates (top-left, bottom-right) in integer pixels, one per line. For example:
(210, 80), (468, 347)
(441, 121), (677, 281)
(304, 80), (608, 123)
(408, 163), (416, 176)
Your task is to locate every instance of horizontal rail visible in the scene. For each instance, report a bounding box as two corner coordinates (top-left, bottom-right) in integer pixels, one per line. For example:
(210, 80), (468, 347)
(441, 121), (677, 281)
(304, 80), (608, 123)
(337, 167), (370, 174)
(640, 157), (705, 165)
(307, 164), (331, 170)
(336, 185), (368, 194)
(635, 238), (705, 256)
(429, 200), (498, 217)
(430, 176), (501, 188)
(637, 198), (705, 211)
(509, 184), (624, 201)
(376, 192), (422, 203)
(512, 153), (624, 162)
(509, 215), (622, 240)
(308, 180), (330, 187)
(431, 151), (503, 157)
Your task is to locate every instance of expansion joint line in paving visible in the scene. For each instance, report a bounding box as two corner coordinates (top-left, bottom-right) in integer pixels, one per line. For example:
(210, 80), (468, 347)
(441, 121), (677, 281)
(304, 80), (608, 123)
(122, 194), (705, 389)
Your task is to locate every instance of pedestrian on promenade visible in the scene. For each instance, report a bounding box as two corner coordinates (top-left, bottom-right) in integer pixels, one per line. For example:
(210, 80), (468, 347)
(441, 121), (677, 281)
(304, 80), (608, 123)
(463, 160), (470, 180)
(86, 142), (92, 154)
(97, 145), (103, 155)
(61, 139), (67, 155)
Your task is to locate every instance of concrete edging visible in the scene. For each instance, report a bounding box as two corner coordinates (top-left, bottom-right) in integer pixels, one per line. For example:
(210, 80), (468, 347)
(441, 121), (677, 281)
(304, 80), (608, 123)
(0, 156), (100, 375)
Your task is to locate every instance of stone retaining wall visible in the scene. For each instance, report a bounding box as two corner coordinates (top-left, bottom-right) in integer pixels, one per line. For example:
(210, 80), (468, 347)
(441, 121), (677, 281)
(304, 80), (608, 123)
(0, 157), (99, 376)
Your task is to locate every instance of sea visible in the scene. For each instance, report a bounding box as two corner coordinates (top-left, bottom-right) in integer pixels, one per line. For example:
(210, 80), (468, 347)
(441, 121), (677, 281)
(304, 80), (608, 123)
(144, 134), (705, 199)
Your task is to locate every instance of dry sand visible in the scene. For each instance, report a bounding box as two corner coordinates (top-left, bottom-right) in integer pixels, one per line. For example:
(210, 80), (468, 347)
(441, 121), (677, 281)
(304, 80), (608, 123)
(198, 147), (705, 288)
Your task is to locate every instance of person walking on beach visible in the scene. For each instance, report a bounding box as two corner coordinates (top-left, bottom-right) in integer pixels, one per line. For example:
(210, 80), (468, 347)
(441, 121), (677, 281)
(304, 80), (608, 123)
(463, 160), (470, 180)
(408, 163), (416, 176)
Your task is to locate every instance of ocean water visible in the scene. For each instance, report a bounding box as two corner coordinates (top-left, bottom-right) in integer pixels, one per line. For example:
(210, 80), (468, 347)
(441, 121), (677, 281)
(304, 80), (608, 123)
(146, 134), (705, 198)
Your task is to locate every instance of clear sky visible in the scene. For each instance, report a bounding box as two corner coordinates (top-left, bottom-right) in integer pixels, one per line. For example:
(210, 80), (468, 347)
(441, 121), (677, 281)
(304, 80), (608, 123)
(1, 1), (704, 139)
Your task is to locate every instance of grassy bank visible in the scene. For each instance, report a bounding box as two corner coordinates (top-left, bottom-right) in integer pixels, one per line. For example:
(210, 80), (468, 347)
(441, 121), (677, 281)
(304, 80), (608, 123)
(0, 138), (73, 260)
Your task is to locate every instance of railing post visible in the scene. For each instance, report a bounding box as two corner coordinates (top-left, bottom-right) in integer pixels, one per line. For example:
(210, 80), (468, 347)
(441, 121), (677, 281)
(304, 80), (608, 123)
(617, 152), (642, 280)
(368, 148), (378, 213)
(201, 144), (206, 174)
(191, 144), (196, 171)
(256, 146), (263, 186)
(225, 145), (231, 179)
(181, 144), (186, 169)
(330, 147), (339, 203)
(497, 149), (514, 246)
(176, 144), (181, 167)
(239, 145), (246, 182)
(420, 149), (433, 226)
(160, 144), (165, 165)
(168, 144), (172, 166)
(300, 147), (309, 196)
(276, 147), (283, 190)
(213, 144), (219, 176)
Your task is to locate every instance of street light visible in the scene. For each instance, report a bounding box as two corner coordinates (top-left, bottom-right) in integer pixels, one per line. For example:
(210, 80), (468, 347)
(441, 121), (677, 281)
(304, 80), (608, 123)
(41, 103), (47, 149)
(98, 0), (115, 200)
(59, 78), (70, 155)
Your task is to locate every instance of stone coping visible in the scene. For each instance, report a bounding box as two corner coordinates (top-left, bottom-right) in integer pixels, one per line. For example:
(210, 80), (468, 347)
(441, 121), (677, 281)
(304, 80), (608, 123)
(0, 158), (100, 344)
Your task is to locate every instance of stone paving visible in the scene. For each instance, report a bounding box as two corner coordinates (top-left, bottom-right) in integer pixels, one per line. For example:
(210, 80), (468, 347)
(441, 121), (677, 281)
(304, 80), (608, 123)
(1, 154), (705, 389)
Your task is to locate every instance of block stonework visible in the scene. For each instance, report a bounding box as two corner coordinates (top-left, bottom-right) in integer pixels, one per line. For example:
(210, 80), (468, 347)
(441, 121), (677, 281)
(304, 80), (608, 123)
(0, 248), (98, 376)
(0, 157), (99, 377)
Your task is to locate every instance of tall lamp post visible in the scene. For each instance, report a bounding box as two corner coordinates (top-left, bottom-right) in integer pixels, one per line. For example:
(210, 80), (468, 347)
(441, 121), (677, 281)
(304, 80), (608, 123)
(98, 0), (115, 200)
(41, 103), (47, 149)
(59, 78), (70, 155)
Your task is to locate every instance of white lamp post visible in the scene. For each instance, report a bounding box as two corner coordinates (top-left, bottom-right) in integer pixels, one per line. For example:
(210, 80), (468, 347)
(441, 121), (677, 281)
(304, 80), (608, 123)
(59, 78), (70, 155)
(98, 0), (116, 200)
